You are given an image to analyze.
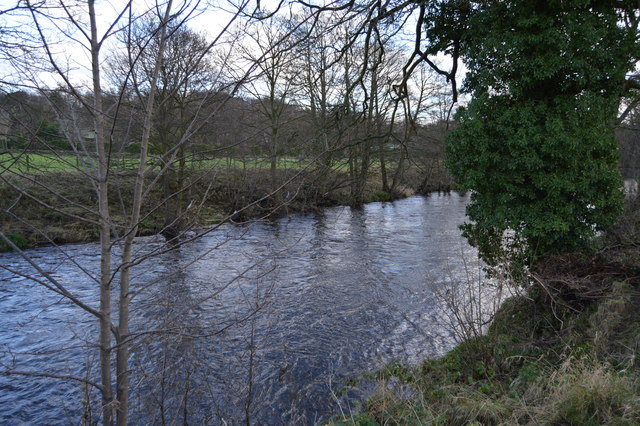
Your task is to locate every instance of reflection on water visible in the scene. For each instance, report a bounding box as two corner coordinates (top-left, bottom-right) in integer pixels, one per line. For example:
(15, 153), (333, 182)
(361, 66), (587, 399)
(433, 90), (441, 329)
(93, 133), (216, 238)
(0, 193), (477, 424)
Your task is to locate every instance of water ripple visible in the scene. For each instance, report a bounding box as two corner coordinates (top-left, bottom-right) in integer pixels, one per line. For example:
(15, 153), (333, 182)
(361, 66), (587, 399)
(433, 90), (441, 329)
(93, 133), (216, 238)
(0, 193), (478, 424)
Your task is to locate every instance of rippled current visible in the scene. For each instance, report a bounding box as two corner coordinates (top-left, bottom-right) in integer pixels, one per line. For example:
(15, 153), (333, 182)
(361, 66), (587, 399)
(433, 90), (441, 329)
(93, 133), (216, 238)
(0, 193), (478, 424)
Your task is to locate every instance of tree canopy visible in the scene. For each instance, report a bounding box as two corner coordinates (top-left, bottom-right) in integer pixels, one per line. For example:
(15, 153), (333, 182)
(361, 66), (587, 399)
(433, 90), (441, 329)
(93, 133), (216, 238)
(443, 0), (640, 266)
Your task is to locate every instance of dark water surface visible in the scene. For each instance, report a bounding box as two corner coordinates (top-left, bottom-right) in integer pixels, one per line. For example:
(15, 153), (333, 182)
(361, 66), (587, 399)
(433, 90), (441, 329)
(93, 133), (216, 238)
(0, 193), (477, 424)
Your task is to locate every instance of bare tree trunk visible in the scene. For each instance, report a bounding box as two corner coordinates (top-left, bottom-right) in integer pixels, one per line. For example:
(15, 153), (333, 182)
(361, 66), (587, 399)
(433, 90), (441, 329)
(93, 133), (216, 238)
(379, 138), (389, 193)
(374, 84), (389, 193)
(270, 125), (278, 184)
(88, 1), (114, 423)
(391, 141), (408, 193)
(116, 2), (173, 424)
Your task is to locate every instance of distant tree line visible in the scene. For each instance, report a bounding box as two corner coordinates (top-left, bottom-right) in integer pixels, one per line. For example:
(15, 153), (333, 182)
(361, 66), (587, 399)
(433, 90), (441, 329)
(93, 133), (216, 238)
(0, 9), (455, 209)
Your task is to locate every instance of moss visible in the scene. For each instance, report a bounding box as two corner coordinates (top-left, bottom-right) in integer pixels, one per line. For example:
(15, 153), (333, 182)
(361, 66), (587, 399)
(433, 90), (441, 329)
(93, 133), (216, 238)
(366, 190), (392, 203)
(0, 231), (30, 251)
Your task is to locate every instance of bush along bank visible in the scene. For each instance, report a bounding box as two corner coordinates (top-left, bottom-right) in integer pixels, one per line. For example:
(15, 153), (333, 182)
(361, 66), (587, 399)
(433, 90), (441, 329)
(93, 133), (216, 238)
(328, 226), (640, 425)
(0, 164), (452, 251)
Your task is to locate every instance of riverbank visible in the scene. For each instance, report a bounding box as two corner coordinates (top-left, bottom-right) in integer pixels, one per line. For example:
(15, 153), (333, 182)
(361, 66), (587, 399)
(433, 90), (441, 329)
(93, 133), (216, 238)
(0, 164), (452, 251)
(329, 203), (640, 425)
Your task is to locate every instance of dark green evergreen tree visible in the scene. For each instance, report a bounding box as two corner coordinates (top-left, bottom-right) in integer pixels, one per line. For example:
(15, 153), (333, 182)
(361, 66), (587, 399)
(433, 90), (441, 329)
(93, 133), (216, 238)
(445, 0), (640, 266)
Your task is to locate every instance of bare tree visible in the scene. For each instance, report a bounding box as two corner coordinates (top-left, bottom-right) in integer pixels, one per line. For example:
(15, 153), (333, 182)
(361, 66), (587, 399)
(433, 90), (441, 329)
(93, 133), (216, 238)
(110, 18), (224, 240)
(241, 14), (298, 183)
(0, 1), (275, 424)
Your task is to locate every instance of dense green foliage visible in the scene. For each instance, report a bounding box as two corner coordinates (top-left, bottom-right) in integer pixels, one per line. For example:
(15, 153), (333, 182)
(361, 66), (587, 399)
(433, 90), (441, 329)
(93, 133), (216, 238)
(445, 0), (639, 265)
(2, 118), (69, 151)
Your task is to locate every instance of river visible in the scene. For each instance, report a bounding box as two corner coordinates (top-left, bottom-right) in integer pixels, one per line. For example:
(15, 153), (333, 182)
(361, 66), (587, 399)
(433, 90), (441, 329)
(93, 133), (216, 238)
(0, 193), (480, 424)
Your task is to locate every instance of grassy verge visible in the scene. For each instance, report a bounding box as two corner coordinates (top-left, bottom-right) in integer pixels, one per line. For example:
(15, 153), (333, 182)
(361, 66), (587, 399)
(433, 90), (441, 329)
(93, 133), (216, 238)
(328, 207), (640, 425)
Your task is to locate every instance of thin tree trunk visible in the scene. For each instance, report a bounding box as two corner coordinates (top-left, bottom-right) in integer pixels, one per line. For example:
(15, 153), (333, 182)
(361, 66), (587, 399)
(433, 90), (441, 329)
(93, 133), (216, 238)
(270, 126), (278, 184)
(88, 1), (114, 423)
(116, 2), (173, 424)
(379, 143), (389, 193)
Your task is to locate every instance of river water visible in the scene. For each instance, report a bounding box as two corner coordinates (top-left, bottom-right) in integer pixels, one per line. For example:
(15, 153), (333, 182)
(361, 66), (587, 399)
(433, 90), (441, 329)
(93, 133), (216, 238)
(0, 193), (479, 424)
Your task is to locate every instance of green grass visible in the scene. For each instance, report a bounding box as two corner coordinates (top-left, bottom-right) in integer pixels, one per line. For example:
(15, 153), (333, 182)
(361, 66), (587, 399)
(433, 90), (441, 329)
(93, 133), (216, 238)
(0, 149), (403, 175)
(0, 152), (314, 174)
(0, 152), (85, 173)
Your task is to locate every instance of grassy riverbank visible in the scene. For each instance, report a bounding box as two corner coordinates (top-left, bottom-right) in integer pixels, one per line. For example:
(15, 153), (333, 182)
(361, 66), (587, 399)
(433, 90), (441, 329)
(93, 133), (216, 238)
(329, 204), (640, 425)
(0, 163), (450, 251)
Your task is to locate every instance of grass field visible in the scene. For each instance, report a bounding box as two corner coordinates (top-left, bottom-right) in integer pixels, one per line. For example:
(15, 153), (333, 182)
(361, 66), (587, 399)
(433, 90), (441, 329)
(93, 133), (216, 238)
(0, 152), (88, 173)
(0, 152), (312, 174)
